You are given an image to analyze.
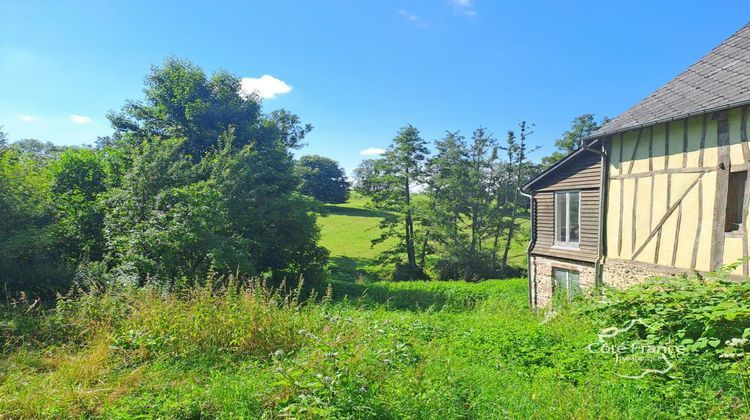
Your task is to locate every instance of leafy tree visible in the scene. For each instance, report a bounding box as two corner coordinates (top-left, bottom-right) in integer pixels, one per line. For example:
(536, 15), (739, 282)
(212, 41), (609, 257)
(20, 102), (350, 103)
(498, 121), (538, 271)
(0, 126), (7, 148)
(0, 148), (70, 299)
(104, 58), (326, 285)
(361, 125), (429, 280)
(426, 129), (500, 280)
(353, 159), (386, 196)
(11, 139), (66, 161)
(49, 148), (108, 263)
(296, 155), (350, 204)
(542, 114), (609, 166)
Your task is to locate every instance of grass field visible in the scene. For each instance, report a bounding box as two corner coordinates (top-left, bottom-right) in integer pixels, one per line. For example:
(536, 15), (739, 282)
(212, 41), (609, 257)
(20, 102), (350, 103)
(1, 196), (748, 417)
(318, 193), (529, 281)
(317, 194), (395, 281)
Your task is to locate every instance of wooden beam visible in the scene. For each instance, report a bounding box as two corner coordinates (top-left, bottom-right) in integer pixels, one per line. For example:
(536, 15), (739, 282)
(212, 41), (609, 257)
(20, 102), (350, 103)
(664, 122), (670, 169)
(648, 126), (654, 172)
(632, 172), (704, 260)
(710, 116), (731, 271)
(618, 133), (624, 176)
(671, 203), (682, 267)
(743, 170), (750, 276)
(618, 178), (624, 257)
(627, 128), (643, 175)
(698, 115), (707, 167)
(631, 177), (639, 255)
(611, 166), (715, 179)
(682, 119), (688, 168)
(691, 180), (703, 270)
(741, 106), (750, 162)
(727, 162), (750, 172)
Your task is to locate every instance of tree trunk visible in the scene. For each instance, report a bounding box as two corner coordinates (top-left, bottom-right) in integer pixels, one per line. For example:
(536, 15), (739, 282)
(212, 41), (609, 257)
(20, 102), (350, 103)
(404, 168), (416, 266)
(500, 182), (520, 271)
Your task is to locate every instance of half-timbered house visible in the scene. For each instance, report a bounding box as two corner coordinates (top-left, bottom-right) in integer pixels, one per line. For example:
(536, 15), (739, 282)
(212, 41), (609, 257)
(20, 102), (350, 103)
(523, 23), (750, 306)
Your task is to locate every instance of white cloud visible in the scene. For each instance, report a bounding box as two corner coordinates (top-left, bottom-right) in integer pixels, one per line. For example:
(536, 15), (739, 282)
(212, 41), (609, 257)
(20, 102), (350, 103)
(398, 9), (428, 27)
(450, 0), (477, 16)
(239, 75), (292, 99)
(69, 114), (92, 124)
(360, 147), (386, 156)
(17, 114), (37, 122)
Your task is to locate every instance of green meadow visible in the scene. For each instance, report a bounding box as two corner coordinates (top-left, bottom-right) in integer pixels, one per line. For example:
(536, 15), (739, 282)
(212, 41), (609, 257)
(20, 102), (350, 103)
(1, 195), (748, 418)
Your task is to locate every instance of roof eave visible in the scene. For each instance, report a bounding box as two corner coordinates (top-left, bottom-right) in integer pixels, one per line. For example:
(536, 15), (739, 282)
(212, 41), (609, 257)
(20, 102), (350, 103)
(522, 139), (600, 193)
(583, 98), (750, 142)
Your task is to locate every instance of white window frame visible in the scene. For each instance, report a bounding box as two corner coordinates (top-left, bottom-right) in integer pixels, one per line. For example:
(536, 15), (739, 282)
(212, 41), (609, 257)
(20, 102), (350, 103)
(554, 190), (581, 247)
(552, 267), (580, 297)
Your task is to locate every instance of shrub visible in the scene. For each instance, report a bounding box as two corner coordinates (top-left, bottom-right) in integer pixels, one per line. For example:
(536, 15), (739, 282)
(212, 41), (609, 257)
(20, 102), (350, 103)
(582, 269), (750, 367)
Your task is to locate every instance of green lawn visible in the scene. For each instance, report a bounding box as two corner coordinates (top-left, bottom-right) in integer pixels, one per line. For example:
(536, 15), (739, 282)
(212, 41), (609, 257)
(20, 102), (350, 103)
(317, 194), (395, 281)
(318, 193), (530, 281)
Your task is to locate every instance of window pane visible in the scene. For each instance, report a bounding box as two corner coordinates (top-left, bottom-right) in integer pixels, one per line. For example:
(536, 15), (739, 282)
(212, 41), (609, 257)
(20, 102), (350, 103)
(553, 268), (567, 289)
(569, 192), (580, 242)
(568, 271), (580, 295)
(555, 193), (567, 242)
(726, 171), (747, 232)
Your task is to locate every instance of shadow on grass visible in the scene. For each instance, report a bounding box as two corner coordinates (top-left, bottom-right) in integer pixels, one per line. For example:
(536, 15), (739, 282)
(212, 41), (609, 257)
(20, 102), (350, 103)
(327, 256), (382, 283)
(322, 280), (488, 312)
(321, 205), (391, 219)
(325, 256), (471, 311)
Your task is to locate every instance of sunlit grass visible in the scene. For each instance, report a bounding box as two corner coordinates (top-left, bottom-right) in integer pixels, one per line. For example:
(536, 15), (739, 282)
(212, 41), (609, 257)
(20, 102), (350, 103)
(1, 278), (746, 417)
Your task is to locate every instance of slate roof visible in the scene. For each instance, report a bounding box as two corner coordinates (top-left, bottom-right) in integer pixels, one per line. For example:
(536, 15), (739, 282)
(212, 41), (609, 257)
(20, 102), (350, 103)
(589, 22), (750, 140)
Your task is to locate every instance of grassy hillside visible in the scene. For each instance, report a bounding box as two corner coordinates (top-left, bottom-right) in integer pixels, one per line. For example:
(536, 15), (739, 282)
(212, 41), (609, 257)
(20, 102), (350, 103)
(318, 194), (395, 281)
(318, 193), (530, 281)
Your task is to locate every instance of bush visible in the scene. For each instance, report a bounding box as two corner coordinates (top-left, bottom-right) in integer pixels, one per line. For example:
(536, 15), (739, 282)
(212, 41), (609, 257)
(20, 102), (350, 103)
(582, 268), (750, 367)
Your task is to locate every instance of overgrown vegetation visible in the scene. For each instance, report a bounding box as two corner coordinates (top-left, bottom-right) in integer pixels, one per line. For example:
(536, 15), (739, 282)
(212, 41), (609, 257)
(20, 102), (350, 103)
(0, 58), (328, 300)
(1, 273), (748, 418)
(2, 54), (743, 417)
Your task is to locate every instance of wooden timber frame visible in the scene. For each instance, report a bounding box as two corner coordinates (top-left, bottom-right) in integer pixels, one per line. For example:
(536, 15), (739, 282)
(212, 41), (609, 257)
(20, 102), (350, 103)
(601, 106), (750, 279)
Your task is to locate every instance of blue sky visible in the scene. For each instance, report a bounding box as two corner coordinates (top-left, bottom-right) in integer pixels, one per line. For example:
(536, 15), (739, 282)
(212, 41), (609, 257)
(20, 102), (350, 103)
(1, 1), (747, 174)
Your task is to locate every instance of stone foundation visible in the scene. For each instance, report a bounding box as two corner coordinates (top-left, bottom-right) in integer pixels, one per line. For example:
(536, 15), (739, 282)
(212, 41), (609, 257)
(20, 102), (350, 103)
(601, 258), (686, 289)
(529, 254), (595, 307)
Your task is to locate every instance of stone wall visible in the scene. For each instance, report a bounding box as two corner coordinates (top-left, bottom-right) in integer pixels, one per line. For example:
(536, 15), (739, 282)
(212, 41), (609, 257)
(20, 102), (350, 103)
(529, 254), (595, 307)
(601, 258), (685, 289)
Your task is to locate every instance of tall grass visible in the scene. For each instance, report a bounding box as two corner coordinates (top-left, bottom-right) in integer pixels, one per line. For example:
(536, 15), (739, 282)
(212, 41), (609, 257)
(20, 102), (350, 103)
(1, 277), (748, 418)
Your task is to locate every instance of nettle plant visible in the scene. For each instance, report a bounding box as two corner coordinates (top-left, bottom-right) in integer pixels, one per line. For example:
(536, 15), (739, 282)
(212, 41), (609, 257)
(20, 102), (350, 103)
(582, 260), (750, 368)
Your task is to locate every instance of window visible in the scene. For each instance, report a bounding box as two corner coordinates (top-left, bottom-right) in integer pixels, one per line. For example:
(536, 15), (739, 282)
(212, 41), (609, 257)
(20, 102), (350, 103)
(555, 191), (580, 244)
(553, 268), (580, 296)
(725, 171), (747, 232)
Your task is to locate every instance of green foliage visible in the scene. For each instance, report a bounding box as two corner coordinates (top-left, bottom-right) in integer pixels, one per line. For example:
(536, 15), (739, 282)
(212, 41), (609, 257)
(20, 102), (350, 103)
(352, 158), (383, 196)
(0, 126), (7, 148)
(10, 139), (67, 161)
(49, 148), (108, 262)
(583, 269), (750, 366)
(1, 57), (328, 298)
(0, 148), (71, 299)
(541, 113), (609, 167)
(2, 278), (747, 417)
(297, 155), (350, 204)
(360, 125), (430, 278)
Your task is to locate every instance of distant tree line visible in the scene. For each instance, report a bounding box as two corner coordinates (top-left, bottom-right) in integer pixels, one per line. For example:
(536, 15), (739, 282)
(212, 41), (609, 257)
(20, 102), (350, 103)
(354, 114), (607, 281)
(0, 55), (605, 297)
